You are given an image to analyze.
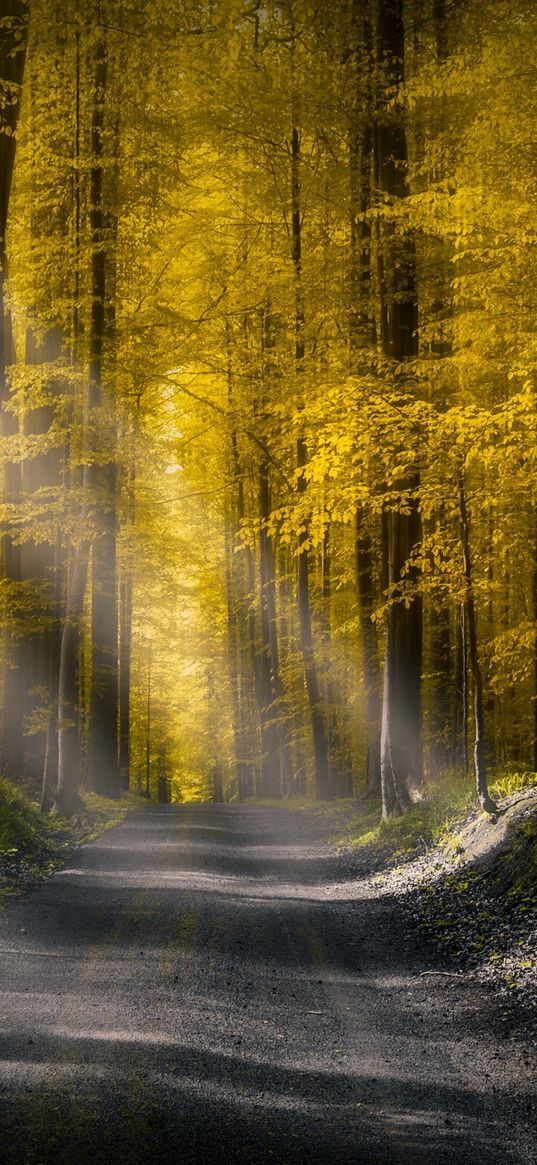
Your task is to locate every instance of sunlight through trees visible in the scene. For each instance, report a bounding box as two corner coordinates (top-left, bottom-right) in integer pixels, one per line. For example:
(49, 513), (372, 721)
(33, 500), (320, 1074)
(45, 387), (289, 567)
(1, 0), (536, 815)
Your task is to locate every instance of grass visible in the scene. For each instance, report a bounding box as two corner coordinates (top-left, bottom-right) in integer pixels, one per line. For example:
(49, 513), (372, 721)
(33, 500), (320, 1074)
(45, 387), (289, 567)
(330, 769), (537, 856)
(0, 777), (47, 856)
(0, 777), (147, 902)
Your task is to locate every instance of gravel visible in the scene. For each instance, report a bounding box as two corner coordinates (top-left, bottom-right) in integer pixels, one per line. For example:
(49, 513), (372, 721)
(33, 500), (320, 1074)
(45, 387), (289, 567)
(0, 801), (535, 1164)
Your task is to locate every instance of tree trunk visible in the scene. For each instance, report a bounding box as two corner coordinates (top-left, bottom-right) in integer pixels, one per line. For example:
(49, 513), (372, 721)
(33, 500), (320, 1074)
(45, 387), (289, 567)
(225, 323), (260, 799)
(291, 117), (331, 800)
(55, 541), (87, 814)
(458, 474), (496, 813)
(533, 517), (537, 774)
(85, 28), (120, 799)
(258, 306), (293, 798)
(348, 9), (382, 795)
(145, 641), (151, 798)
(376, 0), (423, 818)
(0, 1), (29, 777)
(321, 530), (353, 798)
(355, 511), (382, 793)
(119, 565), (132, 791)
(458, 602), (469, 776)
(21, 329), (63, 788)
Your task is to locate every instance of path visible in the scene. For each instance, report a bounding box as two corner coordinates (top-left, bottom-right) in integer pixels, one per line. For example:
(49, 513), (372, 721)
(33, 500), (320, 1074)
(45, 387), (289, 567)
(0, 804), (534, 1163)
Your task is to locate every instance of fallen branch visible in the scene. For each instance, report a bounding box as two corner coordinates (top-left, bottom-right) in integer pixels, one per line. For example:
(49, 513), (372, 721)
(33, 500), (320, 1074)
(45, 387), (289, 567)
(419, 970), (467, 978)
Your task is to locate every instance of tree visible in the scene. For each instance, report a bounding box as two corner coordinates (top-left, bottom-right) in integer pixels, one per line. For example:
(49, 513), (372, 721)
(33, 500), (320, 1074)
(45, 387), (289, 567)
(376, 0), (423, 817)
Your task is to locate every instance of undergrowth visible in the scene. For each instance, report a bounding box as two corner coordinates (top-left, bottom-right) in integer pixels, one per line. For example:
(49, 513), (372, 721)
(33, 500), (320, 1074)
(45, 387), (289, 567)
(0, 777), (47, 856)
(0, 777), (144, 902)
(331, 770), (537, 856)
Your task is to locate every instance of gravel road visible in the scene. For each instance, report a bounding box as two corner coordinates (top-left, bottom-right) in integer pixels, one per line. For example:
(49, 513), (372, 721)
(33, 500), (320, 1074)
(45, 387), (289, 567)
(0, 804), (534, 1164)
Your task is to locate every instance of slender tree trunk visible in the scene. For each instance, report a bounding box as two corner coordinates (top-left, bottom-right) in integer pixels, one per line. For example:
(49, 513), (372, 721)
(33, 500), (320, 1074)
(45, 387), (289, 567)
(225, 515), (250, 800)
(321, 529), (352, 797)
(85, 28), (120, 799)
(225, 323), (259, 799)
(118, 423), (135, 791)
(145, 641), (151, 798)
(41, 523), (61, 810)
(55, 539), (88, 814)
(376, 0), (423, 818)
(533, 518), (537, 773)
(21, 329), (63, 786)
(355, 511), (382, 793)
(119, 566), (132, 790)
(428, 0), (454, 778)
(291, 115), (331, 800)
(348, 11), (382, 795)
(457, 602), (469, 776)
(52, 16), (88, 812)
(458, 475), (496, 812)
(0, 1), (29, 777)
(258, 306), (293, 798)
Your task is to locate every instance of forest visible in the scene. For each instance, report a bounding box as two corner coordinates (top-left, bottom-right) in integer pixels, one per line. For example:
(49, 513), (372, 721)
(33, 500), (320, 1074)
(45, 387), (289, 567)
(1, 0), (536, 821)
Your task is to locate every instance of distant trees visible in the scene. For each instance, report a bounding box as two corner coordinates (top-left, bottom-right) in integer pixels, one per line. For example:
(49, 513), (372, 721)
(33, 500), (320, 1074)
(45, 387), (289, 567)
(0, 0), (535, 814)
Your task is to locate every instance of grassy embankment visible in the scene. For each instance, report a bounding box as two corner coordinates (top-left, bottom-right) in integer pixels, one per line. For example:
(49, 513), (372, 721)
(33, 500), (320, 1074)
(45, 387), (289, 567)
(0, 777), (145, 902)
(320, 770), (537, 997)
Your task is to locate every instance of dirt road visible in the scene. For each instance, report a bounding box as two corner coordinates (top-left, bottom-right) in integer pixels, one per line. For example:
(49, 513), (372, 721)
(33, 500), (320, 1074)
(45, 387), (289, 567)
(0, 804), (534, 1163)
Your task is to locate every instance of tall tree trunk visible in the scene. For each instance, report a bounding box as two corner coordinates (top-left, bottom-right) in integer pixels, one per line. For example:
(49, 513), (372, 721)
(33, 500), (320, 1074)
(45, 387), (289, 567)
(225, 323), (258, 799)
(41, 522), (61, 811)
(0, 0), (29, 777)
(533, 518), (537, 774)
(355, 511), (382, 792)
(21, 329), (63, 787)
(258, 305), (293, 798)
(348, 7), (382, 794)
(428, 0), (454, 778)
(119, 563), (132, 791)
(458, 474), (496, 813)
(291, 116), (331, 800)
(53, 17), (87, 813)
(85, 28), (120, 799)
(225, 514), (251, 801)
(145, 640), (151, 797)
(321, 529), (353, 797)
(55, 539), (87, 814)
(376, 0), (423, 818)
(456, 601), (469, 777)
(118, 420), (135, 791)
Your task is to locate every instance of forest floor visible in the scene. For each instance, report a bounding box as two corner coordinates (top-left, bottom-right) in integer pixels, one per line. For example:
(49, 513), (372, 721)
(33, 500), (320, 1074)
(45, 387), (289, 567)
(313, 786), (537, 1033)
(0, 798), (535, 1163)
(0, 781), (148, 903)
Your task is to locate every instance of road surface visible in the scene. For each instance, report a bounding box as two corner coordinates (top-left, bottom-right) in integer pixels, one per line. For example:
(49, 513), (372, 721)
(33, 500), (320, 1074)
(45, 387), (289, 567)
(0, 804), (534, 1163)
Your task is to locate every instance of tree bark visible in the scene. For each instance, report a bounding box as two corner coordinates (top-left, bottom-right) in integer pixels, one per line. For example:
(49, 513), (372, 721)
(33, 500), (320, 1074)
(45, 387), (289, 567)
(376, 0), (423, 818)
(355, 511), (382, 793)
(20, 329), (63, 788)
(291, 117), (331, 800)
(458, 474), (496, 813)
(119, 563), (132, 791)
(225, 323), (259, 799)
(533, 517), (537, 774)
(85, 28), (120, 799)
(0, 0), (29, 777)
(347, 9), (382, 795)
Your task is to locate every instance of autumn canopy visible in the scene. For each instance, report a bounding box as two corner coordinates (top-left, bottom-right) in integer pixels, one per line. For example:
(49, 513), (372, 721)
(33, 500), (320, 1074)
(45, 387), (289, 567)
(1, 0), (535, 817)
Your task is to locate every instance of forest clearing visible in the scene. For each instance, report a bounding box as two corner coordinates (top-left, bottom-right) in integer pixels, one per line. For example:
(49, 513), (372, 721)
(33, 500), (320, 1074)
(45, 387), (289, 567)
(0, 0), (536, 1161)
